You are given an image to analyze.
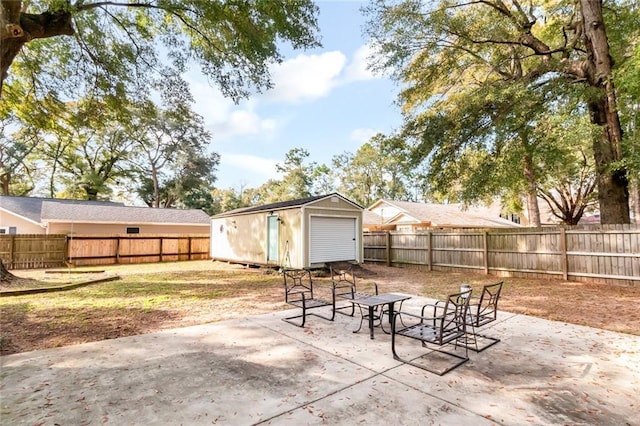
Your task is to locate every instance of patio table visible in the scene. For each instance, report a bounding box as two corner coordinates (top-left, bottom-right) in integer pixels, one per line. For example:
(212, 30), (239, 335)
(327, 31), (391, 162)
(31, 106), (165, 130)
(348, 293), (412, 339)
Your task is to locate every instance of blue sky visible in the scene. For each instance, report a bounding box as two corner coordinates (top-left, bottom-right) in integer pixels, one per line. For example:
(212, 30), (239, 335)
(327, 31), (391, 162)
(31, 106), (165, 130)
(186, 1), (403, 190)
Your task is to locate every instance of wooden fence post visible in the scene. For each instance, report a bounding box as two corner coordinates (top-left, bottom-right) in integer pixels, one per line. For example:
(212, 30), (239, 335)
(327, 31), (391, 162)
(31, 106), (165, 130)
(560, 228), (568, 280)
(64, 235), (70, 265)
(188, 237), (193, 260)
(9, 234), (15, 269)
(115, 237), (121, 264)
(385, 231), (391, 267)
(483, 231), (489, 274)
(427, 231), (432, 271)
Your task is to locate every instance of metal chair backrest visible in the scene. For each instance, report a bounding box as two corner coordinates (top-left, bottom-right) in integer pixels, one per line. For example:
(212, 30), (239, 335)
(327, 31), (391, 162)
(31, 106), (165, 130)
(470, 281), (503, 327)
(330, 265), (356, 286)
(282, 268), (313, 302)
(436, 289), (472, 344)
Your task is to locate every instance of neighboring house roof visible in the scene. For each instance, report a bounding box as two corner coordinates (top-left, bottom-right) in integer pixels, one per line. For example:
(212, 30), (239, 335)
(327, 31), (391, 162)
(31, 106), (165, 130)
(213, 193), (363, 218)
(0, 195), (209, 225)
(0, 195), (124, 225)
(368, 199), (521, 228)
(363, 209), (384, 226)
(41, 202), (210, 224)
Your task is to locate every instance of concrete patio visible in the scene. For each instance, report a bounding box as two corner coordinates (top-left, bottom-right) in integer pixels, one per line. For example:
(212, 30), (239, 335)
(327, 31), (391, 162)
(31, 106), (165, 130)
(1, 295), (639, 425)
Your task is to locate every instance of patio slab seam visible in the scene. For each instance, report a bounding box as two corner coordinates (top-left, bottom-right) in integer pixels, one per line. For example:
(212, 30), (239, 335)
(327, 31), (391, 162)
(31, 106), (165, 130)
(244, 312), (511, 425)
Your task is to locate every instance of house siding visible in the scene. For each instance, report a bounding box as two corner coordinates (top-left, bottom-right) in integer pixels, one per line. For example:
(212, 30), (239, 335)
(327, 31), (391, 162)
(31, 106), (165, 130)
(0, 211), (44, 234)
(47, 222), (209, 235)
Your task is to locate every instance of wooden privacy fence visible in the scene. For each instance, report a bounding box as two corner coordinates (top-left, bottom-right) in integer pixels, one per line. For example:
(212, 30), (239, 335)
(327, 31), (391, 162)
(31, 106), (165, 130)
(363, 225), (640, 286)
(0, 234), (67, 269)
(0, 234), (211, 269)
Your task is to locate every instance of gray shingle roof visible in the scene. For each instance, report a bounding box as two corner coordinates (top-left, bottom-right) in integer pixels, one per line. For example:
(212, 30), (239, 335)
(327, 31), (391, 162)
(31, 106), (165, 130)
(363, 210), (385, 226)
(41, 202), (210, 224)
(1, 196), (209, 225)
(371, 199), (520, 228)
(0, 195), (123, 223)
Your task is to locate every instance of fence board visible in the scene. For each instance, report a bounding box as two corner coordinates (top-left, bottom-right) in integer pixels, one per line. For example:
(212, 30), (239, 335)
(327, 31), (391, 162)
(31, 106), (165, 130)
(1, 234), (210, 269)
(363, 226), (640, 286)
(0, 235), (66, 269)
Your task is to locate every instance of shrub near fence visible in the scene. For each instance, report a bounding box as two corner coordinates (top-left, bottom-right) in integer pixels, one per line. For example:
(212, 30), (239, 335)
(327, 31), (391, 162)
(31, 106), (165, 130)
(363, 225), (640, 286)
(0, 234), (210, 269)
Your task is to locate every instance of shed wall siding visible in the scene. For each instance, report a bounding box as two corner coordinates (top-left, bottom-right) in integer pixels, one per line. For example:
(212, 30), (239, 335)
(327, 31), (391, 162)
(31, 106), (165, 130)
(211, 214), (268, 264)
(210, 196), (363, 268)
(307, 195), (360, 211)
(279, 209), (303, 268)
(210, 207), (306, 268)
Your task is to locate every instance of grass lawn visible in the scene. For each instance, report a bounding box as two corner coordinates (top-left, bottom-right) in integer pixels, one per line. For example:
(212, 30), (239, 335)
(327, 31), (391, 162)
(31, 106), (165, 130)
(1, 260), (639, 355)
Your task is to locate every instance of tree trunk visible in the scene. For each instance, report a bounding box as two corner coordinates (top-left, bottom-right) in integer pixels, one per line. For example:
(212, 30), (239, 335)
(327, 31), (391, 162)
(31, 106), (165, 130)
(631, 177), (640, 225)
(0, 1), (74, 96)
(83, 185), (98, 200)
(580, 0), (630, 224)
(0, 259), (16, 282)
(521, 153), (541, 227)
(0, 170), (10, 195)
(152, 167), (160, 208)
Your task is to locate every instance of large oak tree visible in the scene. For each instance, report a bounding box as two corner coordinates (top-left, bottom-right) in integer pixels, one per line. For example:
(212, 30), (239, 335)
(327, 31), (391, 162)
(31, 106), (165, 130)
(365, 0), (637, 224)
(0, 0), (320, 101)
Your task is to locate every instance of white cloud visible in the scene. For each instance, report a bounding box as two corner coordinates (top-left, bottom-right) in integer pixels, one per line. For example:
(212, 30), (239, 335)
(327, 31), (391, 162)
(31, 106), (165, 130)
(187, 77), (236, 127)
(343, 44), (379, 82)
(186, 75), (280, 141)
(265, 51), (347, 103)
(350, 128), (379, 146)
(186, 44), (385, 142)
(222, 153), (281, 184)
(215, 110), (279, 139)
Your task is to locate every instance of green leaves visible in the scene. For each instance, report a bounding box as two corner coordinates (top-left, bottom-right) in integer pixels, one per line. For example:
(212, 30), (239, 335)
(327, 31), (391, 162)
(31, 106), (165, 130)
(3, 1), (320, 103)
(365, 0), (636, 223)
(331, 133), (414, 206)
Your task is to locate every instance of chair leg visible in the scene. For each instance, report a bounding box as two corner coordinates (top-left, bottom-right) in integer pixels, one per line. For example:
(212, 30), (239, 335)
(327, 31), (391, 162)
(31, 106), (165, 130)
(455, 322), (478, 352)
(460, 333), (500, 352)
(352, 304), (366, 334)
(282, 307), (307, 327)
(282, 304), (335, 328)
(334, 301), (355, 317)
(391, 321), (469, 376)
(379, 300), (406, 334)
(392, 348), (469, 376)
(457, 320), (500, 352)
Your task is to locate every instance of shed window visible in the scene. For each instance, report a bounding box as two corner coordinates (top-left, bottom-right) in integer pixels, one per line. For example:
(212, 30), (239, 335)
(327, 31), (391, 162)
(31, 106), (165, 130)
(0, 227), (16, 234)
(126, 227), (140, 234)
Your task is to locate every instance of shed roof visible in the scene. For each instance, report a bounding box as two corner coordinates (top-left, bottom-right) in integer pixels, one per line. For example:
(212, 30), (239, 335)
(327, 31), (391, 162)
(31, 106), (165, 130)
(213, 193), (362, 218)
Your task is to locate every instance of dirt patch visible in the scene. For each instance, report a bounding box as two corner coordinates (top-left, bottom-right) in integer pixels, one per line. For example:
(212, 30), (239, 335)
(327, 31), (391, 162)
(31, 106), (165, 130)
(1, 260), (639, 355)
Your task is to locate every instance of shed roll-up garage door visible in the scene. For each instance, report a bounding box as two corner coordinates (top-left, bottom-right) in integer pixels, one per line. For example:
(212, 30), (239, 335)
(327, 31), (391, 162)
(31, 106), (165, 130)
(309, 216), (357, 263)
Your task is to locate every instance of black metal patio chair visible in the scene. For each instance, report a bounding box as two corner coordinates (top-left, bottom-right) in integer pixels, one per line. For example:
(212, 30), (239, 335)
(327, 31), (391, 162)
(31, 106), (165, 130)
(282, 268), (335, 327)
(460, 281), (504, 352)
(391, 288), (472, 375)
(330, 264), (378, 317)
